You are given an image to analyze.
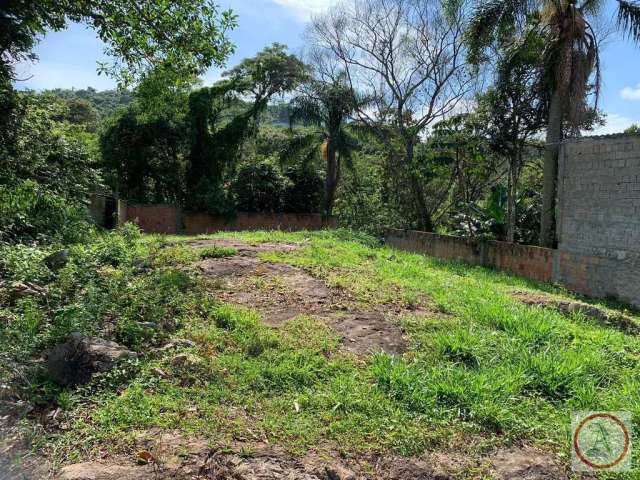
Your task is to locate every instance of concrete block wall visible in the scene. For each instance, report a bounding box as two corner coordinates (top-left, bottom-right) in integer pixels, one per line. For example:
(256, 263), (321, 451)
(385, 229), (555, 283)
(557, 133), (640, 305)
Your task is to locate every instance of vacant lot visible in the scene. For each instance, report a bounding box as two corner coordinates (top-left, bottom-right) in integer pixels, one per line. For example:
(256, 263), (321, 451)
(1, 229), (639, 479)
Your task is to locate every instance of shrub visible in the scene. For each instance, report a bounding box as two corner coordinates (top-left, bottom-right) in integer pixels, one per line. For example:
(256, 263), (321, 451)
(283, 165), (324, 213)
(232, 159), (291, 213)
(190, 177), (236, 216)
(0, 181), (93, 245)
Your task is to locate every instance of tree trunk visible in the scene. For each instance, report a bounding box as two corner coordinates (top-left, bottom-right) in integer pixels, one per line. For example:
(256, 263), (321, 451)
(540, 88), (564, 247)
(324, 138), (339, 217)
(506, 149), (521, 243)
(406, 140), (433, 231)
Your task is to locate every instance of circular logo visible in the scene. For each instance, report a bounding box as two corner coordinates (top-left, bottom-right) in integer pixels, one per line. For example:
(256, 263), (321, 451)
(573, 413), (630, 470)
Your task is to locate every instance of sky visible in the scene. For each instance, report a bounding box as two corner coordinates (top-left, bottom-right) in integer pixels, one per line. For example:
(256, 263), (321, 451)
(13, 0), (640, 135)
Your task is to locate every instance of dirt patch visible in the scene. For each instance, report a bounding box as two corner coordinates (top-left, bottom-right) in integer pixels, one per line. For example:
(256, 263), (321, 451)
(54, 435), (463, 480)
(202, 258), (334, 327)
(55, 439), (567, 480)
(198, 244), (408, 356)
(199, 256), (265, 278)
(1, 398), (53, 480)
(490, 445), (567, 480)
(187, 239), (302, 256)
(512, 290), (640, 334)
(321, 312), (407, 356)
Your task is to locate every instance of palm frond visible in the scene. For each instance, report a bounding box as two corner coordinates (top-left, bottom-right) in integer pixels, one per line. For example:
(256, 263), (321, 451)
(466, 0), (528, 64)
(618, 0), (640, 44)
(289, 96), (324, 128)
(279, 131), (323, 165)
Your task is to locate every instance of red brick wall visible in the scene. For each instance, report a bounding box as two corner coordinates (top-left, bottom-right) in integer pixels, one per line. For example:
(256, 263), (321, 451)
(125, 204), (180, 234)
(385, 229), (554, 283)
(183, 212), (336, 234)
(122, 203), (335, 234)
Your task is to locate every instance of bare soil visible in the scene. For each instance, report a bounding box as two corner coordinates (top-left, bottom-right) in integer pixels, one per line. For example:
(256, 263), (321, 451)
(197, 240), (409, 356)
(512, 290), (640, 334)
(55, 431), (567, 480)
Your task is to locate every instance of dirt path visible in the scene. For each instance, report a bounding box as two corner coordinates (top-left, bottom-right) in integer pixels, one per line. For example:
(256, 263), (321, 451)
(195, 239), (410, 357)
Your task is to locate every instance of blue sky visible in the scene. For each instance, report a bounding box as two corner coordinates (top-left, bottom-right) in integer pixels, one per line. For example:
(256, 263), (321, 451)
(13, 0), (640, 135)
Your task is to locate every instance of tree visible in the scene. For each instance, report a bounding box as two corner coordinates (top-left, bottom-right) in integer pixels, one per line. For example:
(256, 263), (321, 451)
(100, 70), (194, 204)
(309, 0), (472, 231)
(289, 74), (358, 216)
(467, 0), (640, 247)
(478, 36), (547, 242)
(0, 0), (237, 87)
(223, 43), (308, 126)
(186, 45), (307, 212)
(427, 113), (503, 231)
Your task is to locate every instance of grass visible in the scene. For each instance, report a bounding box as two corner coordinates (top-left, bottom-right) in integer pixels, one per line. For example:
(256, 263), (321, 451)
(2, 227), (640, 477)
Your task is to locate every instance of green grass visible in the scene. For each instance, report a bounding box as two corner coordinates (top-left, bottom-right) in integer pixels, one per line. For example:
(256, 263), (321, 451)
(3, 228), (640, 476)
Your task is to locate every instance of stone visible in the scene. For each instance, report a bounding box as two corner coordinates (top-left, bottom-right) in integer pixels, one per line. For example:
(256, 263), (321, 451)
(45, 249), (70, 271)
(158, 338), (196, 351)
(44, 333), (137, 386)
(170, 353), (202, 368)
(150, 367), (168, 378)
(137, 322), (158, 330)
(325, 464), (356, 480)
(7, 281), (46, 302)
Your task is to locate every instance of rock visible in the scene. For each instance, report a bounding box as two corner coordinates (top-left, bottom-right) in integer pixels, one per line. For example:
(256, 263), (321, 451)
(137, 322), (158, 330)
(170, 353), (202, 368)
(7, 281), (46, 302)
(158, 338), (196, 351)
(45, 249), (70, 271)
(44, 333), (137, 386)
(150, 367), (168, 378)
(326, 464), (356, 480)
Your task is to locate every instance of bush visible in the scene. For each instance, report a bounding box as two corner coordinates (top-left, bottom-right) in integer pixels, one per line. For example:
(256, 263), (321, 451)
(283, 165), (324, 213)
(0, 181), (93, 245)
(232, 159), (291, 213)
(190, 177), (236, 216)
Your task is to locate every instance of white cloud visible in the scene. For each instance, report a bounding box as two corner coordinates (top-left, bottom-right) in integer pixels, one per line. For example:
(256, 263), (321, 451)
(620, 84), (640, 100)
(590, 113), (639, 136)
(271, 0), (335, 20)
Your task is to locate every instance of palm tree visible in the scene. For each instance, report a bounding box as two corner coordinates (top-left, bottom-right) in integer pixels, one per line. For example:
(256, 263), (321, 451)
(468, 0), (640, 247)
(287, 75), (358, 217)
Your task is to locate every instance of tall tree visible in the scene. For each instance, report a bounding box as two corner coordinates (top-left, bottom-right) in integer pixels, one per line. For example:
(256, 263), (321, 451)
(467, 0), (640, 247)
(0, 0), (237, 87)
(478, 36), (547, 242)
(223, 43), (308, 127)
(309, 0), (472, 231)
(289, 74), (358, 216)
(186, 45), (307, 212)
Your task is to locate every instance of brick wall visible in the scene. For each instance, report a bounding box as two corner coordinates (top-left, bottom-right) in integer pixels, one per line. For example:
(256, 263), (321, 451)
(556, 133), (640, 305)
(120, 203), (335, 234)
(125, 204), (181, 234)
(385, 229), (555, 283)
